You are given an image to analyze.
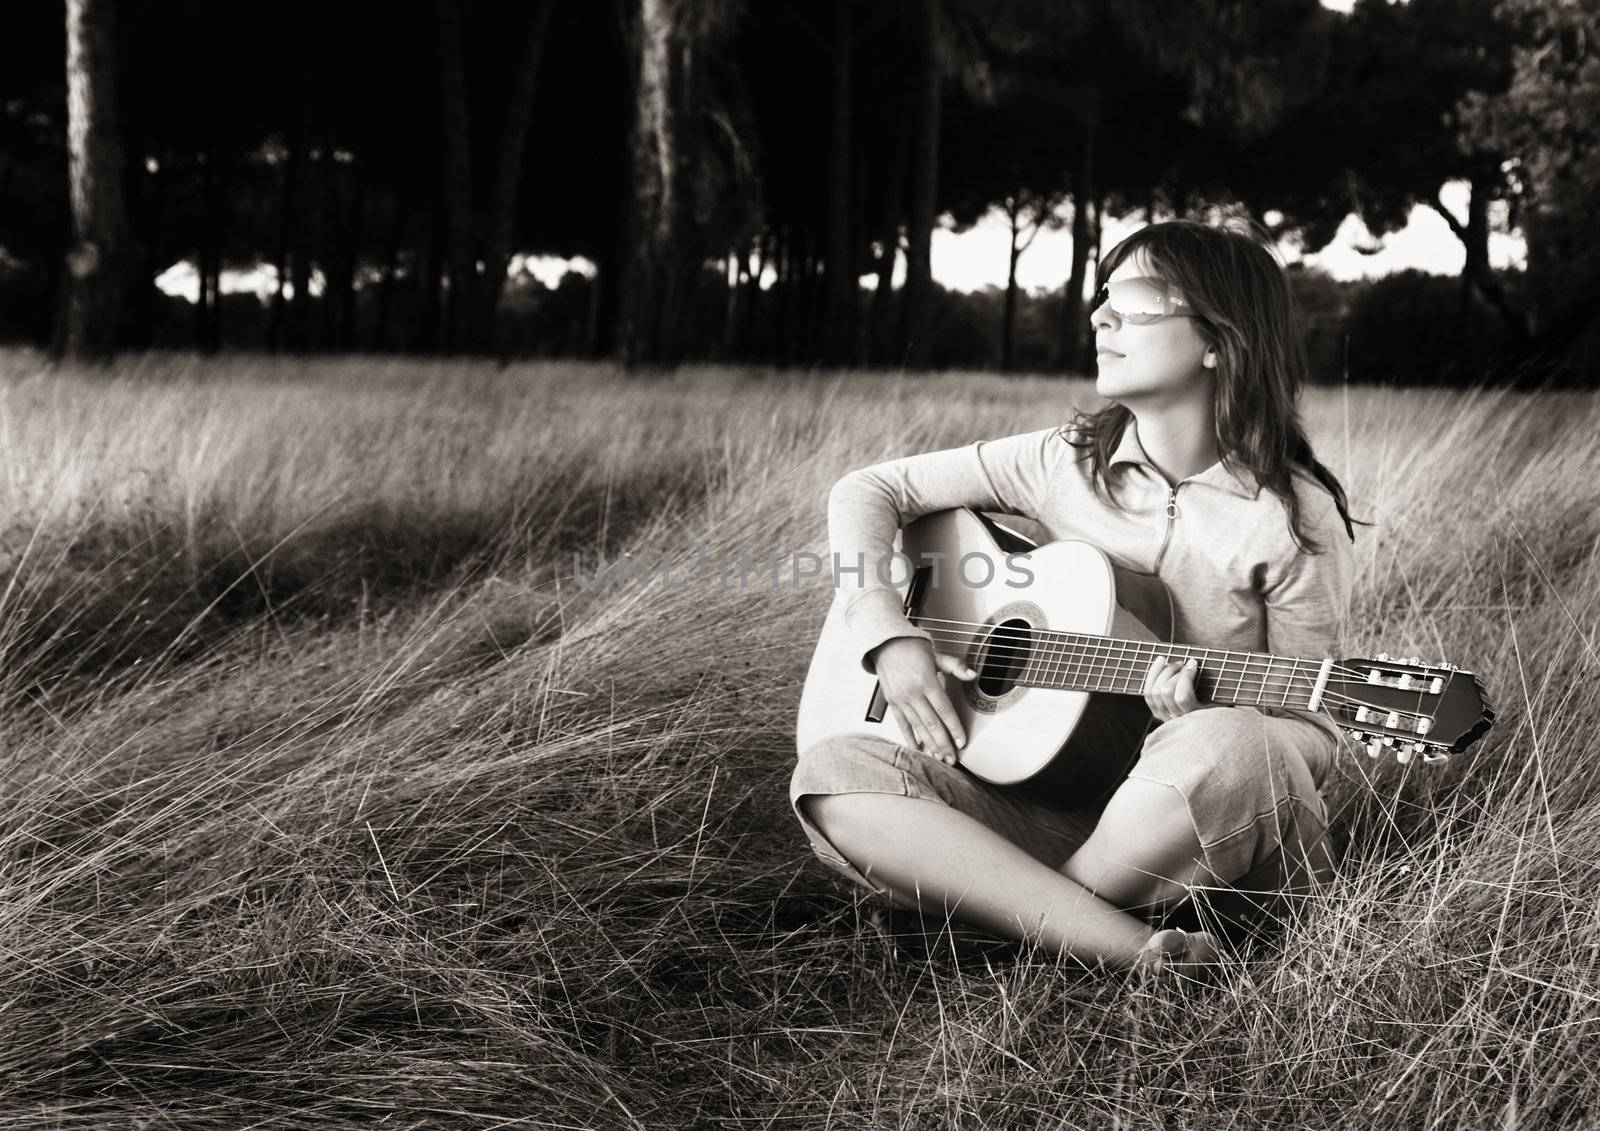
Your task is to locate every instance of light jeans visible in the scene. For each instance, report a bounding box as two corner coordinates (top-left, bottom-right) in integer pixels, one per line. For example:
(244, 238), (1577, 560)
(791, 705), (1339, 940)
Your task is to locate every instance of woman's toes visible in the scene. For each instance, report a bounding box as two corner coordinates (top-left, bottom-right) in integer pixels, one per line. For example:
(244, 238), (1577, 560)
(1182, 930), (1220, 966)
(1133, 928), (1189, 970)
(1133, 928), (1220, 975)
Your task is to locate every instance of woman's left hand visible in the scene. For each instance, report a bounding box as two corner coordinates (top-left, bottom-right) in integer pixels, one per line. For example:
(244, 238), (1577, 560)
(1143, 655), (1206, 723)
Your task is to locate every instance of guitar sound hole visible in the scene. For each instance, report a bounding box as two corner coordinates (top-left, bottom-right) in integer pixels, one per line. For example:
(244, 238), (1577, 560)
(977, 619), (1032, 695)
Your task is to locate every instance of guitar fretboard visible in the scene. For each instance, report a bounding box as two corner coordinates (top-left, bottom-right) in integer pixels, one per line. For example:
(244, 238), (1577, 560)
(928, 622), (1332, 710)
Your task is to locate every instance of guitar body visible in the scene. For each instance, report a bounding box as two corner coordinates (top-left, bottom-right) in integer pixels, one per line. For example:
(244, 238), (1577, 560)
(796, 507), (1174, 810)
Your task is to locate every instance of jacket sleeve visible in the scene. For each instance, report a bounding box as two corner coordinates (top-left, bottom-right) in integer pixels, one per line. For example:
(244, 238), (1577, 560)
(829, 427), (1066, 674)
(1259, 481), (1358, 785)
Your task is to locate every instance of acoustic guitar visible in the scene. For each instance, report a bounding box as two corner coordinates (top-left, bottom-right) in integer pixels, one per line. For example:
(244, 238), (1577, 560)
(796, 507), (1495, 809)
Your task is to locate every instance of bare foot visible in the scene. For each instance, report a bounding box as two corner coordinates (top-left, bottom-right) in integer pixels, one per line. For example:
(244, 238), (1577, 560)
(1131, 927), (1221, 977)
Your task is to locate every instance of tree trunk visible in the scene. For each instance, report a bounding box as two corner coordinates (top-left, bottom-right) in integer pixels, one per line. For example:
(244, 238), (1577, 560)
(269, 129), (296, 350)
(413, 186), (447, 352)
(192, 165), (211, 350)
(741, 236), (766, 360)
(822, 0), (853, 364)
(373, 185), (406, 350)
(435, 0), (475, 352)
(338, 161), (365, 349)
(719, 251), (740, 358)
(1002, 198), (1023, 373)
(773, 226), (792, 365)
(868, 104), (908, 366)
(196, 154), (225, 353)
(318, 139), (344, 348)
(1080, 188), (1105, 372)
(897, 0), (941, 369)
(477, 0), (553, 349)
(618, 0), (676, 365)
(59, 0), (133, 362)
(131, 151), (164, 349)
(1429, 169), (1529, 346)
(1058, 91), (1099, 372)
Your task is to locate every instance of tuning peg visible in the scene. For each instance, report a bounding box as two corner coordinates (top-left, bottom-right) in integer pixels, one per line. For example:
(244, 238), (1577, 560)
(1378, 652), (1390, 661)
(1397, 741), (1435, 766)
(1365, 740), (1382, 758)
(1421, 749), (1450, 766)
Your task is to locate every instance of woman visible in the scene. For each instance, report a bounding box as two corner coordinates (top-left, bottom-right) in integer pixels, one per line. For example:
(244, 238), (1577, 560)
(790, 218), (1367, 974)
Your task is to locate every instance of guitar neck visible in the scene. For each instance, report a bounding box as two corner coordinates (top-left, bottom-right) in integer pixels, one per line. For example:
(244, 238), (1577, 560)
(938, 623), (1334, 711)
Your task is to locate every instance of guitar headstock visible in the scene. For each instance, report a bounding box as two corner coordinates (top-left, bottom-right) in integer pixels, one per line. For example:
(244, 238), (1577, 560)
(1330, 654), (1495, 767)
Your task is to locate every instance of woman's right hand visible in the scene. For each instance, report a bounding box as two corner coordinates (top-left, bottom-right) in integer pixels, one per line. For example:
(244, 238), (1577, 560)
(867, 637), (978, 765)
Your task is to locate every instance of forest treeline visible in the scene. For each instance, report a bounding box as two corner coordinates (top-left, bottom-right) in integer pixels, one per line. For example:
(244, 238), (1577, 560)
(4, 0), (1597, 383)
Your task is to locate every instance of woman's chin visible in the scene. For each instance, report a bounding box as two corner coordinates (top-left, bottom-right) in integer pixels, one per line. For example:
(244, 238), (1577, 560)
(1094, 370), (1132, 400)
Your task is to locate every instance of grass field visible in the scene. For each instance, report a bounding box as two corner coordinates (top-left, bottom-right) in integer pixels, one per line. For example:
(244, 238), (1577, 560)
(0, 348), (1596, 1128)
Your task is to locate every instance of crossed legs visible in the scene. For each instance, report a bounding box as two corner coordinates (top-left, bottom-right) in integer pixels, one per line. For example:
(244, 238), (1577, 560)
(799, 776), (1213, 969)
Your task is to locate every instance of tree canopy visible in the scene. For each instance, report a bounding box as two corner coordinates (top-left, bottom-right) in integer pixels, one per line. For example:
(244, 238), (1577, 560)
(7, 0), (1594, 381)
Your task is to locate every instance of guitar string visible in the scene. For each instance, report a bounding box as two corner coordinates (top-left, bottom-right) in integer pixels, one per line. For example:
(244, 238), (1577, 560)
(912, 629), (1383, 703)
(901, 643), (1434, 745)
(908, 613), (1382, 683)
(908, 641), (1402, 721)
(901, 624), (1434, 720)
(909, 625), (1415, 712)
(907, 616), (1420, 696)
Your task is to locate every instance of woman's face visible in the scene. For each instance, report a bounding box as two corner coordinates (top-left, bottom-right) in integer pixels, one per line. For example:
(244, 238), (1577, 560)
(1090, 252), (1215, 409)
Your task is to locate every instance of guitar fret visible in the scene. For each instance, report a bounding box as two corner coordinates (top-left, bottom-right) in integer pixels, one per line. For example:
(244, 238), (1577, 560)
(1115, 639), (1134, 693)
(1130, 640), (1151, 693)
(1224, 651), (1245, 702)
(1022, 631), (1315, 713)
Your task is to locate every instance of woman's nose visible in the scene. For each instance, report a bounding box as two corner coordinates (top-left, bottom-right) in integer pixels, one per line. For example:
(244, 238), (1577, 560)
(1090, 301), (1118, 330)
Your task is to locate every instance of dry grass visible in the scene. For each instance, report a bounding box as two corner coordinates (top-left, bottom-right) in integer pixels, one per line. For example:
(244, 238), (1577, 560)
(0, 347), (1595, 1128)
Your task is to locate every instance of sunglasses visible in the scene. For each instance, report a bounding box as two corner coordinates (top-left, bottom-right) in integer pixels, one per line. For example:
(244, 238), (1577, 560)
(1089, 276), (1195, 325)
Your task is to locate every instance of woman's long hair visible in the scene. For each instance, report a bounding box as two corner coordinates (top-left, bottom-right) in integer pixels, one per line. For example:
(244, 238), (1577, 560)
(1066, 217), (1370, 554)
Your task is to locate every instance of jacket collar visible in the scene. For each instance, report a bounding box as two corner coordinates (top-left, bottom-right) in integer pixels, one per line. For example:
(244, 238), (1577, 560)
(1108, 420), (1260, 500)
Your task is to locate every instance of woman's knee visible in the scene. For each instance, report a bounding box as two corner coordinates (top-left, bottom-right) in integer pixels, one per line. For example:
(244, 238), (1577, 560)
(791, 735), (905, 805)
(1143, 706), (1265, 776)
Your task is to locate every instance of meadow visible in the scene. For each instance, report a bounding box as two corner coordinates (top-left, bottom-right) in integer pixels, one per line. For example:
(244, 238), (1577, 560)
(0, 348), (1595, 1128)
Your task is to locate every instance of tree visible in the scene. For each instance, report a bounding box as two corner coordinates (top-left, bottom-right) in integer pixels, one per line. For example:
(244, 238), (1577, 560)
(57, 0), (135, 361)
(897, 0), (942, 368)
(436, 0), (554, 352)
(999, 192), (1058, 371)
(940, 67), (1077, 370)
(1251, 0), (1528, 343)
(821, 0), (854, 365)
(942, 0), (1333, 373)
(618, 0), (754, 365)
(1457, 0), (1600, 371)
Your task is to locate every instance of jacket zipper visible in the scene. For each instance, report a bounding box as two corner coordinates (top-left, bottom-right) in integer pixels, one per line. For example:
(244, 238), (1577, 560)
(1152, 484), (1180, 573)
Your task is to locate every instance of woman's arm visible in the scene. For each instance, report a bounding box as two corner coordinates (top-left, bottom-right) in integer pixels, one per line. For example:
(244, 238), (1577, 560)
(829, 426), (1068, 673)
